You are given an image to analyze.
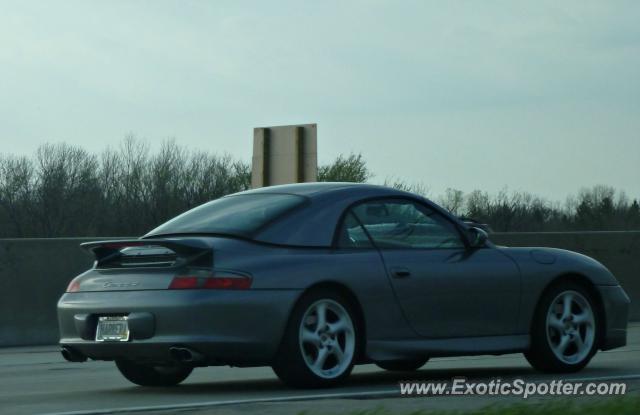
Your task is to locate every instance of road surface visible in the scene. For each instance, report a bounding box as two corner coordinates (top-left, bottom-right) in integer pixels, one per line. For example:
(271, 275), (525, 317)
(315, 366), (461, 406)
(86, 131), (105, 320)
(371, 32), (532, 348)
(2, 324), (639, 415)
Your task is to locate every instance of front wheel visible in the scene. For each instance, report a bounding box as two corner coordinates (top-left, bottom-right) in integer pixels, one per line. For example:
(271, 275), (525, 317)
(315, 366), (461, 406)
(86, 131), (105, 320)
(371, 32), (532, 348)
(525, 282), (599, 373)
(273, 290), (359, 388)
(115, 359), (193, 386)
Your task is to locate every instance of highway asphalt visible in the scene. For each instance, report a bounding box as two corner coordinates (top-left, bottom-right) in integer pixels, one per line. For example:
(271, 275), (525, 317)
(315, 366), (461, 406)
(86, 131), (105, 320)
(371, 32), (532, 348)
(2, 324), (639, 415)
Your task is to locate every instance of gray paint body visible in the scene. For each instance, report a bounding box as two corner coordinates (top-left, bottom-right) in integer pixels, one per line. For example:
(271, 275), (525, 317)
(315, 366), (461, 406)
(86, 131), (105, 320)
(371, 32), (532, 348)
(58, 183), (630, 365)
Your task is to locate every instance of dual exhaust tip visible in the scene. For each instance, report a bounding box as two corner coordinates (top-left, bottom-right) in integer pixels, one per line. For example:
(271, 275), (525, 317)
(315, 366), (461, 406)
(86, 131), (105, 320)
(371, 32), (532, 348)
(61, 345), (204, 364)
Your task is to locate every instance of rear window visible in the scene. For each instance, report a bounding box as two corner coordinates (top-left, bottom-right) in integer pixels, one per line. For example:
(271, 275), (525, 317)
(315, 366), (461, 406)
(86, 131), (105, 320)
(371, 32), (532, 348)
(145, 194), (306, 237)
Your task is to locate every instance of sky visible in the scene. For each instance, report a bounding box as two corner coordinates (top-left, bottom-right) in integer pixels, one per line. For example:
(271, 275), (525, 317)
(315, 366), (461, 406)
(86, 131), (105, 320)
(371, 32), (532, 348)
(1, 0), (639, 201)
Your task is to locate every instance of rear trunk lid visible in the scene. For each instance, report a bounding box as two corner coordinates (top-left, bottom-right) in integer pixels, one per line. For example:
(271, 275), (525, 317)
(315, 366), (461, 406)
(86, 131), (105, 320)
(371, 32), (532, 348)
(72, 238), (212, 292)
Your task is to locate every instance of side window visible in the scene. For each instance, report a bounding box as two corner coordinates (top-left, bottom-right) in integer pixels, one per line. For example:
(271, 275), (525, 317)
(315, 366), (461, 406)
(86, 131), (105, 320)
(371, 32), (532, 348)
(336, 212), (373, 248)
(351, 199), (465, 249)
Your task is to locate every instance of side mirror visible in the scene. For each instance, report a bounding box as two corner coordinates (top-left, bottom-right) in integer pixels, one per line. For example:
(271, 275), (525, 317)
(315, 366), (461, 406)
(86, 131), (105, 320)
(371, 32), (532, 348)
(468, 226), (489, 248)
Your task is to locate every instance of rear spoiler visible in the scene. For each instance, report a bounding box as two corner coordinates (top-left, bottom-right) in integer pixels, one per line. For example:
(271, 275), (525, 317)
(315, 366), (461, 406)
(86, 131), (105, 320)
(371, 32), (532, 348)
(80, 239), (212, 267)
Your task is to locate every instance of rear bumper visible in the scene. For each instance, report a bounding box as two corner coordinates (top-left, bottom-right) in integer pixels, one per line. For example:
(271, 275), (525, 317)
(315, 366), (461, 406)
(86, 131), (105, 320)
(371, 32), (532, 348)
(597, 284), (630, 351)
(57, 289), (302, 365)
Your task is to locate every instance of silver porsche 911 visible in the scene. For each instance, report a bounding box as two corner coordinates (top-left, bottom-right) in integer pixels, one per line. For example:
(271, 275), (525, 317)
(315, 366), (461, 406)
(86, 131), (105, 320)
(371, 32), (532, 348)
(58, 183), (630, 388)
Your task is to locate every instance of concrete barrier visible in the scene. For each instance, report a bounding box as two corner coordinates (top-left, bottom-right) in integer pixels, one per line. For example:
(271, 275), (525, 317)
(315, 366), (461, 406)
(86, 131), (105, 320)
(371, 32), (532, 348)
(0, 232), (638, 347)
(0, 238), (116, 347)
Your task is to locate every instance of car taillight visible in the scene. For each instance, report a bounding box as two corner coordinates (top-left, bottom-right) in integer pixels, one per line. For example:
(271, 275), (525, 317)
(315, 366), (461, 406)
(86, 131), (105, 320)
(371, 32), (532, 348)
(202, 276), (252, 290)
(66, 277), (81, 293)
(168, 276), (199, 289)
(169, 272), (252, 290)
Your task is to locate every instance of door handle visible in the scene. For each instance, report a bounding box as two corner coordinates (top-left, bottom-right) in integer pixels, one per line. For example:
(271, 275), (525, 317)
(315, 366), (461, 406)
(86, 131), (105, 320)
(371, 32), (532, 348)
(391, 267), (411, 278)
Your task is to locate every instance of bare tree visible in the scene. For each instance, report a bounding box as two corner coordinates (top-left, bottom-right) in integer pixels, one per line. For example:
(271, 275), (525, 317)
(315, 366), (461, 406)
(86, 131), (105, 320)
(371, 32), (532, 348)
(438, 188), (464, 216)
(0, 155), (34, 236)
(383, 178), (430, 197)
(318, 153), (371, 183)
(31, 144), (100, 236)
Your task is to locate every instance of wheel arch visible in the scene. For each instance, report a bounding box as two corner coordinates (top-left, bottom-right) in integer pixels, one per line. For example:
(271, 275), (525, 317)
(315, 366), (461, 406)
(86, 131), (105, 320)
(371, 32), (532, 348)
(286, 280), (368, 363)
(531, 272), (606, 348)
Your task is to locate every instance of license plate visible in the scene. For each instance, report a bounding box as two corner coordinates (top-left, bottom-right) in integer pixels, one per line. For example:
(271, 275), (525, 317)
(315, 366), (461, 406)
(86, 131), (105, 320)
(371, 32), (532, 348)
(95, 316), (130, 342)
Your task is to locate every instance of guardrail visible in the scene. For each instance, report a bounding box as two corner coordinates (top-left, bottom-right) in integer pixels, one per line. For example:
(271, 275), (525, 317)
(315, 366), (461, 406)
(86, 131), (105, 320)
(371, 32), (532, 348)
(0, 232), (637, 347)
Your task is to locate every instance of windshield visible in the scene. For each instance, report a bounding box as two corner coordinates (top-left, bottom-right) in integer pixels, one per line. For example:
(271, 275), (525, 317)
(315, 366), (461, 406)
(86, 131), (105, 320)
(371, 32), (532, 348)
(145, 193), (306, 238)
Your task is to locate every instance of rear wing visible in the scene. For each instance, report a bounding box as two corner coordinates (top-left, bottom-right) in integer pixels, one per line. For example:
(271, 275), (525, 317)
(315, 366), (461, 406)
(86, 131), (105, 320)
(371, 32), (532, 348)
(80, 239), (212, 268)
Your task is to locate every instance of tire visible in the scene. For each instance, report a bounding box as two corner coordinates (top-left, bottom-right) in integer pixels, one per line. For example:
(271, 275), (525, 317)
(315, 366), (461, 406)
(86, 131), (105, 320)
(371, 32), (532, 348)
(376, 358), (428, 372)
(115, 359), (193, 386)
(273, 289), (360, 388)
(525, 281), (600, 373)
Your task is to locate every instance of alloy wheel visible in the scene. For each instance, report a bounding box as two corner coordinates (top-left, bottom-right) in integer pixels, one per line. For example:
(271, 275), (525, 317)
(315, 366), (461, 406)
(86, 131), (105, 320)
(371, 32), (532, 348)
(298, 299), (356, 379)
(545, 290), (595, 364)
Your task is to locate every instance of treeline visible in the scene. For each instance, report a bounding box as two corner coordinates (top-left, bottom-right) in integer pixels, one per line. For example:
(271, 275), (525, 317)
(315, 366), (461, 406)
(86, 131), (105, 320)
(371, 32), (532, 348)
(0, 139), (638, 237)
(370, 168), (640, 232)
(0, 138), (250, 237)
(437, 186), (640, 232)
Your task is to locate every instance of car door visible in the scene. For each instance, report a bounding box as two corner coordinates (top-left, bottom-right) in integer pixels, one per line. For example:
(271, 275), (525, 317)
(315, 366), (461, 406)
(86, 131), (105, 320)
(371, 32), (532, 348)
(350, 198), (521, 338)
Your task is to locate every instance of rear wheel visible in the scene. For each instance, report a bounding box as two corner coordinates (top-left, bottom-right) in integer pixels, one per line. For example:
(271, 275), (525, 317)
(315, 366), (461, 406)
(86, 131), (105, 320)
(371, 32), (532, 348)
(115, 359), (193, 386)
(525, 282), (599, 373)
(273, 289), (359, 388)
(376, 359), (428, 372)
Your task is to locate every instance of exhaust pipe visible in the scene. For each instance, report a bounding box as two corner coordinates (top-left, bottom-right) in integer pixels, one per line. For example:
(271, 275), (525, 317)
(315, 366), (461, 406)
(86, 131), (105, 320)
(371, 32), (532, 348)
(61, 346), (87, 362)
(169, 346), (204, 364)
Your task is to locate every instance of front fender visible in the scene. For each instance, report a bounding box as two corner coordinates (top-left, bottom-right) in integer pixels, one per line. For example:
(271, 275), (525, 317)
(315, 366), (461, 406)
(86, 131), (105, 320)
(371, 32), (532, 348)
(500, 247), (621, 335)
